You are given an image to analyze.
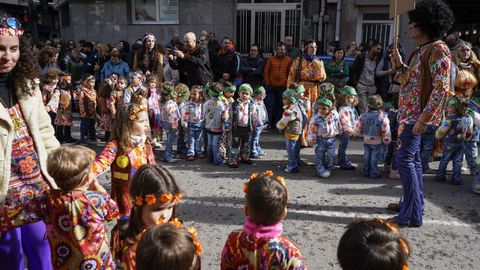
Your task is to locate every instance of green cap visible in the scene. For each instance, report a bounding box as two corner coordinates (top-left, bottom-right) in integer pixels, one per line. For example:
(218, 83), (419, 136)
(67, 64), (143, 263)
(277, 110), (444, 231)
(316, 97), (333, 107)
(239, 83), (253, 94)
(341, 86), (357, 96)
(253, 86), (266, 95)
(210, 84), (224, 97)
(223, 85), (237, 93)
(319, 82), (335, 96)
(160, 82), (175, 95)
(293, 84), (305, 94)
(282, 89), (297, 104)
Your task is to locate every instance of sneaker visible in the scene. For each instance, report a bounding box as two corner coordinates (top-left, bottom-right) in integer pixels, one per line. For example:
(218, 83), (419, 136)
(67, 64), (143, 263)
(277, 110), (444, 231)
(319, 171), (331, 178)
(389, 170), (400, 180)
(461, 167), (469, 174)
(339, 164), (356, 170)
(284, 168), (299, 173)
(383, 165), (391, 174)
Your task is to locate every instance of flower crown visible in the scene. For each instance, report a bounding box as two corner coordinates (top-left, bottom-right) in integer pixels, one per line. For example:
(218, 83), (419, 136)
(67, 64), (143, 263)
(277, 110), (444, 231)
(135, 192), (183, 207)
(129, 104), (148, 121)
(156, 217), (202, 255)
(377, 219), (410, 270)
(0, 18), (24, 37)
(243, 170), (288, 196)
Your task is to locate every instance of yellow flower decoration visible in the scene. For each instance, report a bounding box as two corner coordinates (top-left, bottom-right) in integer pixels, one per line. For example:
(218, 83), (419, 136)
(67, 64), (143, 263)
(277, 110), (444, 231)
(160, 194), (173, 203)
(145, 194), (156, 206)
(135, 196), (143, 207)
(250, 173), (258, 180)
(187, 226), (203, 255)
(170, 218), (183, 228)
(172, 193), (184, 204)
(276, 176), (286, 187)
(263, 170), (273, 176)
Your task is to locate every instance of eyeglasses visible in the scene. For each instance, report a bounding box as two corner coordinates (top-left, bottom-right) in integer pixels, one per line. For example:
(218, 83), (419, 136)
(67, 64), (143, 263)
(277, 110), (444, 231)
(1, 17), (22, 30)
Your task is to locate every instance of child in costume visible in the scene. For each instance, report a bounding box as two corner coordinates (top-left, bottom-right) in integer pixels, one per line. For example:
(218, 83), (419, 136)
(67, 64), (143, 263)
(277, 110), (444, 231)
(0, 145), (119, 269)
(204, 82), (228, 165)
(182, 85), (205, 161)
(108, 76), (127, 119)
(136, 223), (202, 270)
(124, 71), (146, 104)
(465, 90), (480, 176)
(229, 83), (259, 168)
(160, 82), (180, 163)
(291, 83), (309, 166)
(41, 67), (61, 125)
(307, 98), (338, 178)
(384, 93), (400, 180)
(48, 73), (76, 143)
(219, 81), (236, 160)
(337, 219), (411, 270)
(337, 86), (359, 170)
(435, 96), (472, 185)
(146, 74), (162, 148)
(78, 74), (97, 144)
(111, 164), (185, 270)
(97, 78), (115, 141)
(277, 89), (303, 173)
(175, 83), (191, 155)
(250, 86), (268, 158)
(92, 103), (156, 224)
(354, 95), (391, 178)
(221, 170), (305, 269)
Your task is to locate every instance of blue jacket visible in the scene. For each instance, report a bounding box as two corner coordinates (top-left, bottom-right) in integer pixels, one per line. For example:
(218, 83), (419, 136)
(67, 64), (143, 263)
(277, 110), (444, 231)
(354, 110), (391, 145)
(468, 100), (480, 141)
(436, 114), (473, 145)
(100, 60), (130, 81)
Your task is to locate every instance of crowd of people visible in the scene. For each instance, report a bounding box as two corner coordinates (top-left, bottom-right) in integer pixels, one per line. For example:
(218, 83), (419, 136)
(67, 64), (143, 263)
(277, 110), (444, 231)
(0, 0), (479, 269)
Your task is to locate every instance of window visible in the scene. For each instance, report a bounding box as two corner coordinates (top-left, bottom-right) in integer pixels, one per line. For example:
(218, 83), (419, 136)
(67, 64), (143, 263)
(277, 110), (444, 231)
(131, 0), (179, 24)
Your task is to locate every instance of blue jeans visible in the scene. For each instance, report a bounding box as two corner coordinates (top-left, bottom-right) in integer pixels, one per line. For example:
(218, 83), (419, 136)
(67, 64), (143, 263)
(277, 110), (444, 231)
(265, 86), (285, 126)
(436, 143), (464, 183)
(315, 137), (336, 175)
(338, 133), (352, 167)
(207, 133), (223, 165)
(177, 120), (187, 153)
(385, 141), (398, 171)
(395, 124), (424, 227)
(80, 117), (96, 141)
(250, 125), (265, 157)
(420, 125), (435, 173)
(286, 139), (299, 171)
(464, 140), (478, 172)
(187, 123), (203, 157)
(363, 144), (382, 178)
(163, 122), (177, 162)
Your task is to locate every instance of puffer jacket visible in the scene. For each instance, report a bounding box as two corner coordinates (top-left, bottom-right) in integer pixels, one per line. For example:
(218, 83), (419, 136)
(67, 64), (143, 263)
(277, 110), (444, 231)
(0, 79), (60, 205)
(264, 55), (292, 88)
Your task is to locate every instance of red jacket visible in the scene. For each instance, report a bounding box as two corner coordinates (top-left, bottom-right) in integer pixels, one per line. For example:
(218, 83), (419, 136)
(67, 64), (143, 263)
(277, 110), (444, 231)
(264, 55), (292, 88)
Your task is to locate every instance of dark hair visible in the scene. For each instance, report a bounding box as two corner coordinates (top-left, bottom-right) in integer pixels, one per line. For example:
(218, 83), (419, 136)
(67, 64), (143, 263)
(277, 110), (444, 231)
(136, 40), (160, 74)
(119, 40), (131, 53)
(407, 0), (454, 40)
(332, 47), (346, 61)
(337, 219), (410, 270)
(304, 39), (316, 48)
(369, 39), (382, 50)
(367, 95), (383, 110)
(246, 174), (288, 225)
(136, 223), (200, 270)
(38, 45), (57, 69)
(277, 41), (286, 48)
(82, 41), (94, 50)
(122, 165), (182, 242)
(98, 79), (114, 98)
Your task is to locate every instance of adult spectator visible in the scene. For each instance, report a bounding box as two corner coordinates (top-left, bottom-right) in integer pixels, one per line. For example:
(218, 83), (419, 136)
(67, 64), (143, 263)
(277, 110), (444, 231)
(116, 40), (131, 64)
(287, 39), (326, 145)
(211, 37), (238, 83)
(101, 49), (130, 81)
(285, 35), (301, 61)
(240, 44), (265, 88)
(66, 48), (83, 84)
(389, 0), (453, 227)
(263, 42), (292, 126)
(38, 45), (59, 76)
(94, 42), (110, 81)
(81, 41), (99, 77)
(199, 35), (209, 48)
(134, 33), (164, 83)
(169, 33), (184, 51)
(325, 47), (349, 89)
(208, 32), (221, 55)
(0, 21), (60, 269)
(325, 41), (337, 56)
(345, 41), (359, 57)
(375, 43), (405, 101)
(446, 31), (462, 54)
(349, 40), (383, 113)
(169, 32), (213, 87)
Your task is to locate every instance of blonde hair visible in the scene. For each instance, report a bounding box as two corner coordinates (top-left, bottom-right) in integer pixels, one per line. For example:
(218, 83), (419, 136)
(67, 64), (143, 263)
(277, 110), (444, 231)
(111, 103), (149, 152)
(44, 68), (61, 84)
(175, 83), (191, 103)
(47, 145), (96, 192)
(453, 42), (480, 66)
(96, 42), (110, 57)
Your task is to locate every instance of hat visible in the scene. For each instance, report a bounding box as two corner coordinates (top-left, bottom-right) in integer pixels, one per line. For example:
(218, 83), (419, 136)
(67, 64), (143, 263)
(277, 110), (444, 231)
(82, 74), (95, 83)
(319, 82), (335, 97)
(282, 89), (297, 104)
(0, 17), (24, 37)
(253, 86), (266, 95)
(239, 83), (253, 94)
(316, 97), (333, 107)
(209, 83), (224, 97)
(129, 71), (144, 78)
(223, 85), (237, 93)
(293, 85), (305, 94)
(341, 86), (357, 96)
(160, 82), (175, 97)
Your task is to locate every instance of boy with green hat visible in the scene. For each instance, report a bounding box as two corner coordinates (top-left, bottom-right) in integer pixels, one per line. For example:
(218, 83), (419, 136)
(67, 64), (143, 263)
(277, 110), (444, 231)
(219, 82), (236, 160)
(250, 86), (268, 158)
(337, 86), (359, 170)
(277, 89), (303, 173)
(306, 97), (337, 178)
(229, 83), (259, 168)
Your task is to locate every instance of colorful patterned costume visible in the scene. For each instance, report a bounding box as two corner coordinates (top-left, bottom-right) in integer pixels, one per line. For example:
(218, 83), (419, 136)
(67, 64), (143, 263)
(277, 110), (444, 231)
(41, 83), (57, 112)
(108, 90), (125, 118)
(147, 87), (162, 131)
(48, 89), (73, 126)
(0, 190), (119, 270)
(221, 218), (306, 270)
(92, 140), (156, 217)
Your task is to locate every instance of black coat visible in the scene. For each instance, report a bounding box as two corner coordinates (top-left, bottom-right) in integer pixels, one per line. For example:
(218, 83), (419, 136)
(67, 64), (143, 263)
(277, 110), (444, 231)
(348, 52), (381, 87)
(169, 45), (213, 87)
(211, 50), (238, 82)
(240, 56), (265, 88)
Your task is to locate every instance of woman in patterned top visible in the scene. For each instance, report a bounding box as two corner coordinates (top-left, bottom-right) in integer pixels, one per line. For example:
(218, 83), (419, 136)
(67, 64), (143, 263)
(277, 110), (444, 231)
(0, 18), (60, 270)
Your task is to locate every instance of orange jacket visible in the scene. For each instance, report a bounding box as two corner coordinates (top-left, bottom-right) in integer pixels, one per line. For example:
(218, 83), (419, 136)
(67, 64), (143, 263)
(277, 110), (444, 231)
(263, 55), (292, 88)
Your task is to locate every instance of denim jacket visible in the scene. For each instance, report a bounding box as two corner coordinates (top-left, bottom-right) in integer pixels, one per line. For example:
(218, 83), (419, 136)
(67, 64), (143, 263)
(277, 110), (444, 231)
(354, 110), (391, 145)
(436, 114), (473, 144)
(204, 98), (227, 132)
(181, 100), (205, 128)
(338, 104), (359, 135)
(254, 100), (268, 126)
(306, 112), (337, 145)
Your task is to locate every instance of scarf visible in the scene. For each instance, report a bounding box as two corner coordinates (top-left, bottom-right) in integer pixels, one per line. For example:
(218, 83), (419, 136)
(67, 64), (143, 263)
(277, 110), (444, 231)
(243, 217), (283, 239)
(130, 134), (146, 147)
(459, 61), (472, 70)
(303, 55), (316, 62)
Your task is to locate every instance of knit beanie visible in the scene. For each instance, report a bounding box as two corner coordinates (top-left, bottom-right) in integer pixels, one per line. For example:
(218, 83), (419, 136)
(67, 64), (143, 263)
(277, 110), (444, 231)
(282, 89), (297, 104)
(238, 83), (253, 94)
(253, 86), (266, 95)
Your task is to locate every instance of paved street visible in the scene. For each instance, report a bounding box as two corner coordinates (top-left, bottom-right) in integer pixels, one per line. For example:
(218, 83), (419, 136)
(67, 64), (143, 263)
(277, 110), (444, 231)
(81, 122), (480, 269)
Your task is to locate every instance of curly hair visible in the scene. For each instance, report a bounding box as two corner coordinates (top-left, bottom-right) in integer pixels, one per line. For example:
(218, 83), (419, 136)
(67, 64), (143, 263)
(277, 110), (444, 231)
(407, 0), (454, 40)
(10, 36), (40, 95)
(38, 45), (57, 69)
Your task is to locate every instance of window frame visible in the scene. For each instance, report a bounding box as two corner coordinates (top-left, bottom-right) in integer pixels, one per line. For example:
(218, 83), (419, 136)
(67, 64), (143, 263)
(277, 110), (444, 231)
(131, 0), (179, 25)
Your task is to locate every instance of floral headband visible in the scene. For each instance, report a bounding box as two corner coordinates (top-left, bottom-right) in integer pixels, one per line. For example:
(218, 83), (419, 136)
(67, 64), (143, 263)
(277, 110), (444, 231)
(377, 219), (410, 270)
(0, 18), (23, 37)
(244, 170), (288, 197)
(129, 104), (148, 121)
(155, 217), (202, 255)
(143, 33), (156, 42)
(135, 192), (183, 206)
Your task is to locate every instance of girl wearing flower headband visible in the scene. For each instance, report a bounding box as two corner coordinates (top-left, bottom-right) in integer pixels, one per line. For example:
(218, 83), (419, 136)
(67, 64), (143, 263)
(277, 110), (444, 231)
(124, 70), (146, 104)
(221, 171), (305, 269)
(337, 86), (359, 170)
(78, 74), (97, 144)
(91, 103), (155, 224)
(160, 82), (180, 163)
(354, 95), (391, 178)
(111, 164), (184, 270)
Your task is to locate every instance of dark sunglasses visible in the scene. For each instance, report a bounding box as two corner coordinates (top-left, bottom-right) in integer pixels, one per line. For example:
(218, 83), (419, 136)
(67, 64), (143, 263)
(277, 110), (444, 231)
(1, 17), (22, 30)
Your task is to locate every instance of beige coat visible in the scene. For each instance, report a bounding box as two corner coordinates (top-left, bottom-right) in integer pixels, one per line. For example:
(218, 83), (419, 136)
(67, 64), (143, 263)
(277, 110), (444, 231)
(0, 79), (60, 205)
